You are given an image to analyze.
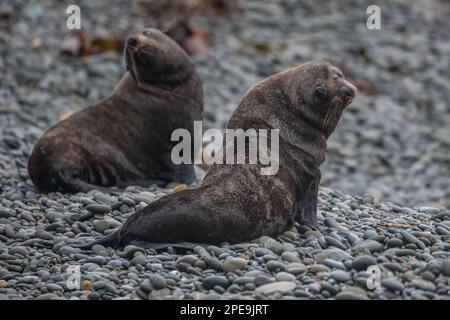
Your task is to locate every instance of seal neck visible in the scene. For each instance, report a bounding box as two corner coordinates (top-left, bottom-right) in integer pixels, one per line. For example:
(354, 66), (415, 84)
(112, 72), (142, 97)
(112, 72), (187, 102)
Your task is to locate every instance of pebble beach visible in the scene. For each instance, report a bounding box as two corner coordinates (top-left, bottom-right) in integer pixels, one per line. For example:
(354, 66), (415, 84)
(0, 0), (449, 300)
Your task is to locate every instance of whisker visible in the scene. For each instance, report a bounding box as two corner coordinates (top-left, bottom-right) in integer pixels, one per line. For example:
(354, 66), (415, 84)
(322, 106), (331, 129)
(322, 103), (335, 129)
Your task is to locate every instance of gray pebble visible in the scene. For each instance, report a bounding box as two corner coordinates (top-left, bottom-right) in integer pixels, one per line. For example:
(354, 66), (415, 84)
(223, 258), (247, 273)
(202, 276), (229, 290)
(86, 204), (111, 214)
(352, 255), (377, 271)
(352, 240), (384, 253)
(330, 270), (352, 282)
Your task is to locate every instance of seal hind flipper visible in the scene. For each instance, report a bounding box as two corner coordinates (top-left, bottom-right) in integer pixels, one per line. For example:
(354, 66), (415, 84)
(75, 231), (121, 250)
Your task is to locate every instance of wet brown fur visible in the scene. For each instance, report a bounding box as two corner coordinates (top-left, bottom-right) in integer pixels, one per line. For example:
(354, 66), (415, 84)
(28, 29), (203, 193)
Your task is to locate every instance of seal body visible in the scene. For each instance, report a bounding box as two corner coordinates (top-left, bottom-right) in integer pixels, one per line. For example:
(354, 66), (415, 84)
(80, 61), (356, 249)
(28, 29), (203, 193)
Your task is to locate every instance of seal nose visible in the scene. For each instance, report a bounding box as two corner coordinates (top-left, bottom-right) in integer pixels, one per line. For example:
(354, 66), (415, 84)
(127, 37), (138, 47)
(340, 86), (354, 99)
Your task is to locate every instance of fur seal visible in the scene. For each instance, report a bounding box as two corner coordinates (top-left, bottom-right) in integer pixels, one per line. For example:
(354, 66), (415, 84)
(79, 61), (356, 249)
(28, 28), (203, 193)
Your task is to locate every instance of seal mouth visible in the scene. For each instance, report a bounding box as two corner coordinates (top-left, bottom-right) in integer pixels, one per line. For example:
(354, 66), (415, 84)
(342, 96), (354, 107)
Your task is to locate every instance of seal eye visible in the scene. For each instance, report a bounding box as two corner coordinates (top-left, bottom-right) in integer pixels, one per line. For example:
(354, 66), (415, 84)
(315, 87), (328, 100)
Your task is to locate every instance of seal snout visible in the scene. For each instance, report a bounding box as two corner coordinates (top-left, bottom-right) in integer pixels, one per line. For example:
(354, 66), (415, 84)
(340, 86), (355, 99)
(127, 36), (139, 48)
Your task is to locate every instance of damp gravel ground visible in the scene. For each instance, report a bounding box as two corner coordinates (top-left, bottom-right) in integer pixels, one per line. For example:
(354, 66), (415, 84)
(0, 0), (449, 300)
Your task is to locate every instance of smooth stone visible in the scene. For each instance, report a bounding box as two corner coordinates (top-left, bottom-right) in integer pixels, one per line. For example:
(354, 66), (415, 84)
(3, 225), (15, 238)
(408, 279), (436, 291)
(131, 255), (147, 266)
(150, 274), (166, 289)
(396, 249), (416, 256)
(203, 293), (222, 300)
(133, 195), (155, 205)
(281, 251), (301, 262)
(255, 281), (296, 294)
(323, 258), (346, 270)
(441, 260), (450, 276)
(94, 193), (114, 203)
(95, 218), (121, 233)
(309, 264), (331, 273)
(336, 292), (364, 300)
(387, 238), (403, 248)
(149, 288), (170, 299)
(266, 260), (286, 272)
(203, 256), (223, 271)
(325, 236), (347, 250)
(9, 246), (28, 256)
(202, 276), (229, 290)
(177, 255), (200, 266)
(46, 283), (63, 292)
(233, 276), (255, 285)
(324, 218), (340, 228)
(275, 272), (296, 282)
(86, 204), (111, 214)
(255, 248), (273, 256)
(223, 258), (247, 273)
(286, 265), (307, 275)
(363, 230), (378, 239)
(123, 245), (145, 258)
(59, 246), (81, 255)
(283, 231), (299, 241)
(227, 284), (241, 293)
(254, 275), (274, 286)
(36, 293), (60, 300)
(139, 279), (153, 293)
(282, 243), (296, 252)
(352, 240), (384, 253)
(330, 270), (352, 282)
(382, 262), (403, 273)
(400, 231), (425, 249)
(352, 255), (377, 271)
(35, 229), (54, 240)
(20, 210), (35, 222)
(87, 256), (106, 265)
(88, 292), (101, 300)
(93, 220), (113, 233)
(421, 271), (435, 282)
(304, 230), (322, 238)
(381, 278), (404, 291)
(315, 248), (352, 262)
(207, 245), (224, 256)
(264, 239), (283, 255)
(92, 244), (108, 257)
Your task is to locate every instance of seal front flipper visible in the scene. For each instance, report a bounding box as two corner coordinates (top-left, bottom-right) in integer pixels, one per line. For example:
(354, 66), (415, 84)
(295, 179), (319, 228)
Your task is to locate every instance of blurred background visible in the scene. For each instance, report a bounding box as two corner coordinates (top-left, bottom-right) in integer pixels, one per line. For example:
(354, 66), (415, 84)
(0, 0), (449, 208)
